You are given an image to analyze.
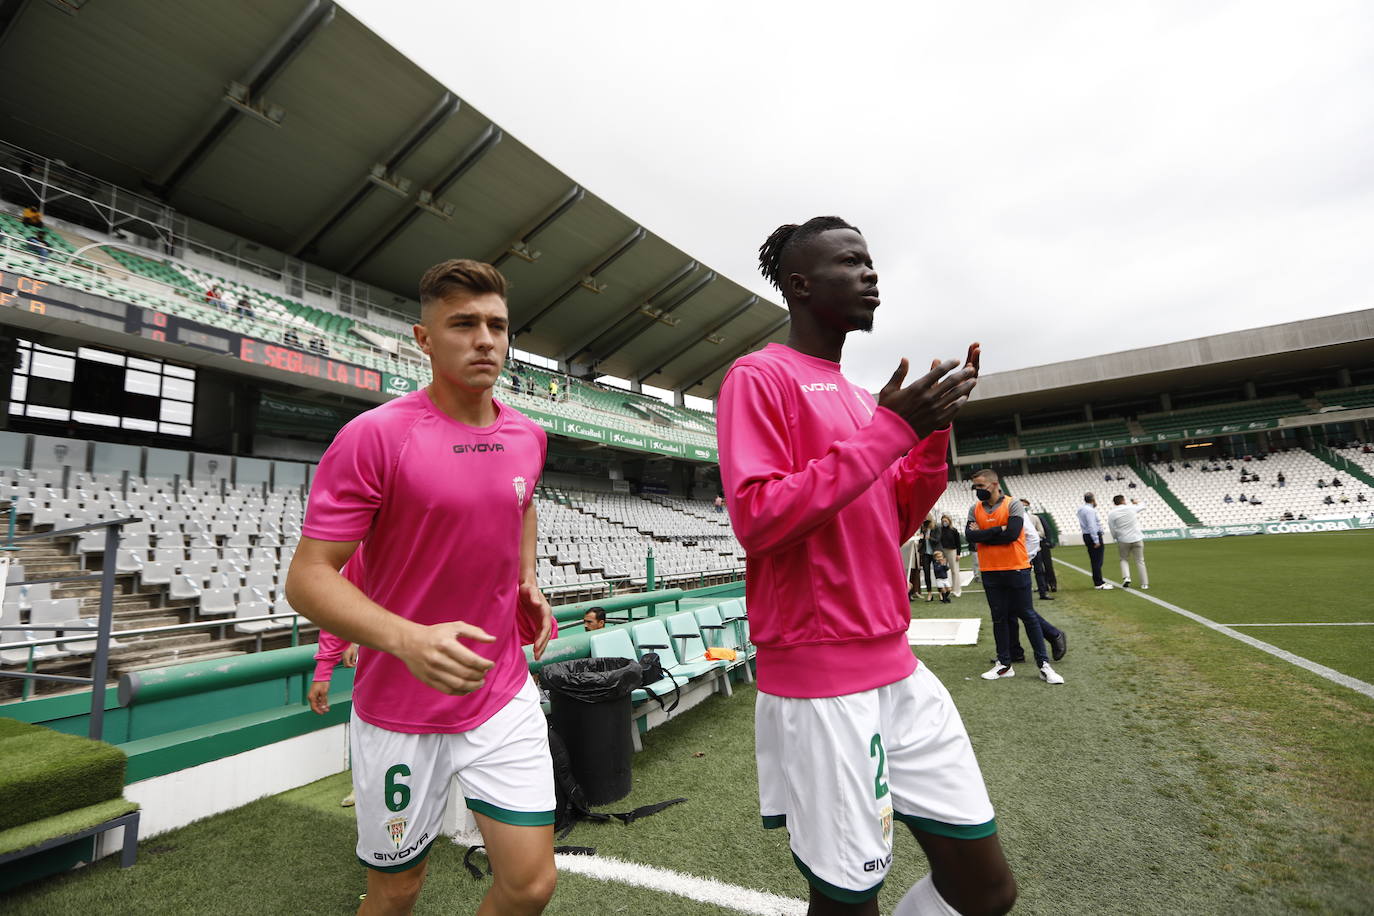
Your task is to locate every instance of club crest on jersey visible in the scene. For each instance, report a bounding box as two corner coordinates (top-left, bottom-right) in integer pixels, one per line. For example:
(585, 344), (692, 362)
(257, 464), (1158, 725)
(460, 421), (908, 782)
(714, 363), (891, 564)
(385, 815), (407, 850)
(880, 804), (893, 847)
(513, 476), (527, 505)
(799, 382), (839, 393)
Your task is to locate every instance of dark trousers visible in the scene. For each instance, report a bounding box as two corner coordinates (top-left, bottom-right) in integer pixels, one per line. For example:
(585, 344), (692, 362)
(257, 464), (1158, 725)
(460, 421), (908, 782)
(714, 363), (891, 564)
(1005, 608), (1062, 662)
(1082, 534), (1106, 585)
(1031, 551), (1051, 596)
(918, 553), (935, 592)
(983, 569), (1049, 665)
(1037, 543), (1058, 589)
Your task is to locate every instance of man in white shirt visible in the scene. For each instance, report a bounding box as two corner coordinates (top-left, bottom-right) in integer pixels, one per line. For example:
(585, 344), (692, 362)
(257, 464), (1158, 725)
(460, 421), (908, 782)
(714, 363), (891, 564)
(1107, 495), (1149, 590)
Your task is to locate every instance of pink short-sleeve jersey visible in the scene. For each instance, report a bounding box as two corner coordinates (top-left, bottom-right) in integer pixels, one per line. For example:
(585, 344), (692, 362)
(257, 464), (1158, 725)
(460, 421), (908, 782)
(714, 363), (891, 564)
(303, 389), (546, 734)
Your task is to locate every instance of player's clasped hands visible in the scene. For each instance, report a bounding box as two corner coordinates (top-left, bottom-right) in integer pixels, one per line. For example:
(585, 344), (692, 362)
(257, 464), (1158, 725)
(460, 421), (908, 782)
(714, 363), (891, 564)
(398, 620), (497, 695)
(878, 342), (981, 438)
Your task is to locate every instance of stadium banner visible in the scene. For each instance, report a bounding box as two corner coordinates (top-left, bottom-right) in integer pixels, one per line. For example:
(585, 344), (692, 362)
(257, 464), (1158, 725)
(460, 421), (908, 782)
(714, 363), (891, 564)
(1186, 523), (1266, 538)
(516, 406), (717, 463)
(1140, 528), (1188, 540)
(256, 393), (350, 441)
(381, 372), (418, 397)
(1174, 517), (1374, 539)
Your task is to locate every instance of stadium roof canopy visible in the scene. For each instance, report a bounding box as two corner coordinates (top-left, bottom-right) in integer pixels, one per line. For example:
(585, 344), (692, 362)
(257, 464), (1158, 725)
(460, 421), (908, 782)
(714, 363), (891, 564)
(0, 0), (789, 399)
(960, 308), (1374, 421)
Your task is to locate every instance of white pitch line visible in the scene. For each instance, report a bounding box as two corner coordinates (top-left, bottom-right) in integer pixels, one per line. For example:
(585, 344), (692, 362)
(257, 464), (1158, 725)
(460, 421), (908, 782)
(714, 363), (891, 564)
(554, 852), (808, 916)
(1053, 558), (1374, 701)
(1228, 622), (1374, 627)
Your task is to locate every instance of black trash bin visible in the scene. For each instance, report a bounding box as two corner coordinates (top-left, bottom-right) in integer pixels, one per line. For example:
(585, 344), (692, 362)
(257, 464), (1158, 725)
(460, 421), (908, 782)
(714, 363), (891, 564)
(542, 657), (641, 805)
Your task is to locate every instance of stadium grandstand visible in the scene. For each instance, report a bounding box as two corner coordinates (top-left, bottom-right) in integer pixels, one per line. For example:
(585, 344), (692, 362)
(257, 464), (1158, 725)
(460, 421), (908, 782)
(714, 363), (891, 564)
(1, 1), (1372, 911)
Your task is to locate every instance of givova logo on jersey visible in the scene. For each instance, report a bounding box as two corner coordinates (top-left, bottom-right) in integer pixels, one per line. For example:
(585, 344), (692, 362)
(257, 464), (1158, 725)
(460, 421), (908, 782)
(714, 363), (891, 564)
(453, 443), (505, 454)
(799, 382), (839, 393)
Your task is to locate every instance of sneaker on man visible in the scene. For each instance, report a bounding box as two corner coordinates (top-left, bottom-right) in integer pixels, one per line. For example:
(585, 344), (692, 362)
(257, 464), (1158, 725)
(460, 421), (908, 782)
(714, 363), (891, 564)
(1039, 662), (1065, 685)
(1095, 583), (1114, 590)
(1141, 584), (1150, 590)
(341, 791), (355, 808)
(1050, 631), (1067, 661)
(1122, 580), (1131, 589)
(981, 663), (1015, 680)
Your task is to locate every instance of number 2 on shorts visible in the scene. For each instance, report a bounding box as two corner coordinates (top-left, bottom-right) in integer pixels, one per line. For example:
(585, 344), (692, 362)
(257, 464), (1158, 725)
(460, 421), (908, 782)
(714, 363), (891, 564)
(870, 733), (889, 799)
(385, 764), (411, 812)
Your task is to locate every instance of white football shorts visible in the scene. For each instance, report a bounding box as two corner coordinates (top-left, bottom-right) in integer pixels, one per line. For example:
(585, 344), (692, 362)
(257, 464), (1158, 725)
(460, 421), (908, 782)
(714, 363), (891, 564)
(350, 674), (555, 872)
(756, 663), (996, 902)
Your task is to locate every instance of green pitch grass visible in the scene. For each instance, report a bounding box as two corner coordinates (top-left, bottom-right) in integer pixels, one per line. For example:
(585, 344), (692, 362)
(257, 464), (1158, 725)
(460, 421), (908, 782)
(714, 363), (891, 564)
(9, 533), (1373, 914)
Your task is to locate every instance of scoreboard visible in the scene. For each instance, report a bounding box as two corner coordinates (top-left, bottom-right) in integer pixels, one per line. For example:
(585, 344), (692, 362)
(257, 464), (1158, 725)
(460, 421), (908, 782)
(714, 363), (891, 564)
(0, 269), (385, 396)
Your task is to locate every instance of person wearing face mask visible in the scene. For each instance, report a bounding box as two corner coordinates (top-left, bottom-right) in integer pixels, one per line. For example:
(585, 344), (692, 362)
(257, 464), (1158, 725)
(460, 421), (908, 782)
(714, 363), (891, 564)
(937, 514), (964, 598)
(966, 469), (1066, 684)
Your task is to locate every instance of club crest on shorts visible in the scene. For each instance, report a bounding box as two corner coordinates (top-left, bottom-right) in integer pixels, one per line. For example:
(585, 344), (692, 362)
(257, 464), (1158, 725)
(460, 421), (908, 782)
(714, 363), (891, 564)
(880, 804), (893, 847)
(513, 475), (527, 505)
(385, 815), (408, 850)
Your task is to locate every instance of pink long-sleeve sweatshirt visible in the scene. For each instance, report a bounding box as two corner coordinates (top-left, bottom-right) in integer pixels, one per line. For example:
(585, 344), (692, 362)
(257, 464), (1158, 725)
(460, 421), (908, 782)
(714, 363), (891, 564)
(717, 343), (952, 698)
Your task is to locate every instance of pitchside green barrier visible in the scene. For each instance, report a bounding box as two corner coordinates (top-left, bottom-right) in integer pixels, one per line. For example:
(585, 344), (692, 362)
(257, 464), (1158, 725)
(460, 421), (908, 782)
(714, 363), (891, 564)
(1140, 515), (1374, 540)
(518, 406), (717, 463)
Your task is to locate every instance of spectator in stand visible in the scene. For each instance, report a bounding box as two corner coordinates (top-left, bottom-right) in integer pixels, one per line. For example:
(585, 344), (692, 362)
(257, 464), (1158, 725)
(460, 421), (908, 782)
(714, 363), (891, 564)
(1323, 495), (1335, 505)
(1332, 477), (1343, 487)
(1340, 494), (1350, 505)
(938, 513), (964, 598)
(309, 629), (361, 806)
(1277, 472), (1286, 487)
(1317, 479), (1326, 489)
(713, 494), (725, 514)
(1224, 494), (1234, 503)
(1359, 493), (1368, 503)
(236, 295), (255, 319)
(1238, 494), (1248, 504)
(1250, 496), (1262, 505)
(1107, 496), (1148, 590)
(1167, 463), (1176, 473)
(1020, 499), (1054, 599)
(1103, 472), (1112, 482)
(20, 204), (44, 230)
(1127, 481), (1137, 489)
(26, 233), (49, 260)
(548, 378), (559, 401)
(1078, 493), (1111, 589)
(582, 607), (606, 631)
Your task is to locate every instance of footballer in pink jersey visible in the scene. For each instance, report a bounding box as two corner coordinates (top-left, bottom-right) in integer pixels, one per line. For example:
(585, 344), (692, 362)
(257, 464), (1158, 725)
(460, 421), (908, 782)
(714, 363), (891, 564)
(286, 259), (557, 916)
(718, 217), (1014, 915)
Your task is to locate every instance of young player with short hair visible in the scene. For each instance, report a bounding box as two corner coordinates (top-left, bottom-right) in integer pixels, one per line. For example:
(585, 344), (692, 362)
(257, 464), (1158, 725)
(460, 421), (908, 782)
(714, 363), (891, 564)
(718, 217), (1015, 915)
(286, 259), (557, 916)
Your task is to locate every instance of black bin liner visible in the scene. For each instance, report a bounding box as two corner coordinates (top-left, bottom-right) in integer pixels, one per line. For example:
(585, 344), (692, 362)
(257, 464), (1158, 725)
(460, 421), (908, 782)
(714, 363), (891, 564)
(543, 657), (641, 805)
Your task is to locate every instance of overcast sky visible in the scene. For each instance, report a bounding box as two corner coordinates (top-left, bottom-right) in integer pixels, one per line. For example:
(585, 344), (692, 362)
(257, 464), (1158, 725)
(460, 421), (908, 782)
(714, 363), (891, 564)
(346, 0), (1373, 394)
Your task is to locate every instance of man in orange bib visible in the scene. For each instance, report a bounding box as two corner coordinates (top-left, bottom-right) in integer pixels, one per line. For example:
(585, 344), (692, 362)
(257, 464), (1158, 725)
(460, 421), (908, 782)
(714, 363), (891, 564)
(965, 469), (1065, 685)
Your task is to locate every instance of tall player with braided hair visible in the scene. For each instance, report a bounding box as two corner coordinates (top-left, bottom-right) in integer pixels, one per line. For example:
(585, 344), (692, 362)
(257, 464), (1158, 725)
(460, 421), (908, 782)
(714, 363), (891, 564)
(718, 217), (1015, 915)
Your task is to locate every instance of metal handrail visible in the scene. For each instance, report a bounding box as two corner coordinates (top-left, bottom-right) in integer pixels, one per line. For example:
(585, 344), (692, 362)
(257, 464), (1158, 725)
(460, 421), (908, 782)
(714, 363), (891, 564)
(0, 514), (134, 738)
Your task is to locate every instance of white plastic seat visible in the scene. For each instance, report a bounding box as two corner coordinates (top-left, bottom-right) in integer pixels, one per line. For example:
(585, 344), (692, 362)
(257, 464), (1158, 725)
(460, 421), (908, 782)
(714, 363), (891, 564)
(169, 574), (202, 601)
(199, 587), (236, 616)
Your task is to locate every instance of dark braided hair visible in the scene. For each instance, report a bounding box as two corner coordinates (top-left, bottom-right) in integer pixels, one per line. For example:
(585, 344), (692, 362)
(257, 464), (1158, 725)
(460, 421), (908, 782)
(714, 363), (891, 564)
(757, 216), (861, 293)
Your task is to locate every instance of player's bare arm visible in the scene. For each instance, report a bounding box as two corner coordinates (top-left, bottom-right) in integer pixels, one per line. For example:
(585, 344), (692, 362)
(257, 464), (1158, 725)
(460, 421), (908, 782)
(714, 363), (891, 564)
(877, 341), (980, 438)
(286, 536), (495, 695)
(519, 502), (553, 660)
